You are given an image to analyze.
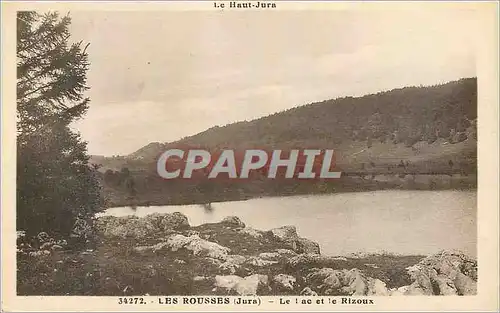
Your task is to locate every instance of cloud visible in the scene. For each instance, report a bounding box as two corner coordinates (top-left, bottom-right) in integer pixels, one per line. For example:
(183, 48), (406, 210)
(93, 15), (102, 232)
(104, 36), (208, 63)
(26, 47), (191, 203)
(68, 6), (480, 155)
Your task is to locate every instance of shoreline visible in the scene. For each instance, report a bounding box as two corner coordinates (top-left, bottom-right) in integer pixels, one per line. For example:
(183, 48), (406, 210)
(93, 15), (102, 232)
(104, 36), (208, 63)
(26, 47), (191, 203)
(102, 182), (478, 209)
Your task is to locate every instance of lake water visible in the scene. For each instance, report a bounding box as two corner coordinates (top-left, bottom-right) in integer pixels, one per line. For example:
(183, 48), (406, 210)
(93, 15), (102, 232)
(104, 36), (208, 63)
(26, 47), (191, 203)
(99, 190), (477, 257)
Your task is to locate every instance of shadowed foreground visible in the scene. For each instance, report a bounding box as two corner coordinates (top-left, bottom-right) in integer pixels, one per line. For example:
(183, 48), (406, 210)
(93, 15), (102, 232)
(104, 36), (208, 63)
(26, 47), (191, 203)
(17, 213), (477, 296)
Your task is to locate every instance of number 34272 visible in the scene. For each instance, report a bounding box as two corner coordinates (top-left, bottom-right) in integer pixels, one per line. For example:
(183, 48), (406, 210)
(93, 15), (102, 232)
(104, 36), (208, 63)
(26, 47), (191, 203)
(118, 297), (146, 305)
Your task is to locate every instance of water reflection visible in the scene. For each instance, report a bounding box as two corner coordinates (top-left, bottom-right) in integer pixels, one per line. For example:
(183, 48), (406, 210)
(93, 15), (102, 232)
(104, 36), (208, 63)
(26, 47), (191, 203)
(200, 203), (214, 213)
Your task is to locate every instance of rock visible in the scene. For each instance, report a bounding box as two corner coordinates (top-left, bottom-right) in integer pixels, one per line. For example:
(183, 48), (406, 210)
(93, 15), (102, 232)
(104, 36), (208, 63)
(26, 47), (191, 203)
(221, 216), (246, 228)
(454, 272), (477, 295)
(389, 285), (409, 296)
(145, 212), (190, 231)
(236, 274), (269, 295)
(167, 234), (231, 260)
(276, 249), (297, 257)
(268, 226), (321, 254)
(341, 269), (368, 295)
(433, 275), (458, 295)
(269, 226), (298, 242)
(404, 282), (428, 295)
(286, 253), (323, 269)
(259, 252), (281, 260)
(174, 259), (186, 265)
(134, 234), (231, 261)
(403, 250), (477, 295)
(214, 275), (241, 293)
(238, 228), (264, 238)
(96, 212), (189, 239)
(367, 278), (389, 296)
(245, 257), (278, 267)
(305, 268), (374, 296)
(295, 237), (321, 254)
(272, 274), (296, 291)
(300, 287), (318, 296)
(219, 255), (247, 274)
(214, 274), (269, 296)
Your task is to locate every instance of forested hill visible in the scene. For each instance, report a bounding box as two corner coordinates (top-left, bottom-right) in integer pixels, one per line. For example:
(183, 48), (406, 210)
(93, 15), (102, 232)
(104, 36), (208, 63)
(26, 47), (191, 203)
(93, 78), (477, 206)
(123, 78), (477, 165)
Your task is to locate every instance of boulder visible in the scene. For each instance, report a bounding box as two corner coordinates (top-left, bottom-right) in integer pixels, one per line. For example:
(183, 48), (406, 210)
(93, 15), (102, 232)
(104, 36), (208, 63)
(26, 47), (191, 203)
(214, 275), (241, 292)
(403, 250), (477, 295)
(404, 282), (428, 295)
(287, 253), (352, 270)
(220, 216), (246, 228)
(214, 274), (269, 295)
(340, 268), (368, 295)
(236, 274), (269, 295)
(269, 226), (298, 242)
(166, 234), (231, 260)
(219, 255), (247, 274)
(272, 274), (296, 291)
(268, 226), (321, 254)
(433, 275), (458, 295)
(150, 212), (190, 230)
(96, 212), (189, 239)
(134, 234), (231, 261)
(304, 267), (388, 296)
(454, 272), (477, 295)
(367, 278), (390, 296)
(295, 237), (321, 254)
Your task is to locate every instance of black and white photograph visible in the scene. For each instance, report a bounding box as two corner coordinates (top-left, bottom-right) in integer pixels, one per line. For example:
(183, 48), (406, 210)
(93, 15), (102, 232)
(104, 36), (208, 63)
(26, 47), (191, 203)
(2, 1), (499, 311)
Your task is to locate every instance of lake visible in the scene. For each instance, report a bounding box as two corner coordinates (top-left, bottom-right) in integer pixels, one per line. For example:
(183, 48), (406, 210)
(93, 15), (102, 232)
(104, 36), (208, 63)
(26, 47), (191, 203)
(99, 190), (477, 257)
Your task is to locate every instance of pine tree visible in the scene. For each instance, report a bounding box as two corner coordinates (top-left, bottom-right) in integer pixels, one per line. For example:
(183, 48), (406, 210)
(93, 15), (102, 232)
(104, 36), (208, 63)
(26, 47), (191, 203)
(16, 11), (102, 237)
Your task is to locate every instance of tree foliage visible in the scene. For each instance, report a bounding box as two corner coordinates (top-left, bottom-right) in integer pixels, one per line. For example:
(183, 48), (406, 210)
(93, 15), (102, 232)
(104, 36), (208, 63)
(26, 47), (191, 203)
(176, 78), (477, 149)
(17, 11), (102, 236)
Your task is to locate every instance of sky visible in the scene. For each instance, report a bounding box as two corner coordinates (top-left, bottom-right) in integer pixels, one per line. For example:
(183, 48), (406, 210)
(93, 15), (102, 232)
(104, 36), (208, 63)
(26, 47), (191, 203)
(68, 4), (479, 156)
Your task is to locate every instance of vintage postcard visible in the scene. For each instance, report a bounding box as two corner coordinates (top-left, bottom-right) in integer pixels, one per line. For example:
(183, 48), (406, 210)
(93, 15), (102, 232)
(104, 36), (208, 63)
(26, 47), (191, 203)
(1, 1), (499, 312)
